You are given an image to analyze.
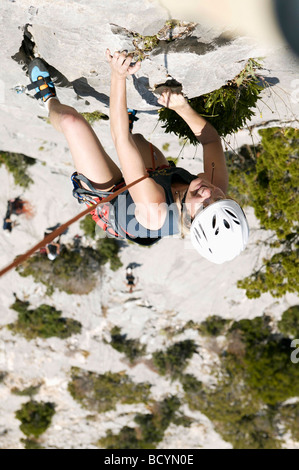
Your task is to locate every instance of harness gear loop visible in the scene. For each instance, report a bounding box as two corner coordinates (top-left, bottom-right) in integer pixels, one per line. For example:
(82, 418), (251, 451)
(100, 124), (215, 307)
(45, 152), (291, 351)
(0, 174), (149, 278)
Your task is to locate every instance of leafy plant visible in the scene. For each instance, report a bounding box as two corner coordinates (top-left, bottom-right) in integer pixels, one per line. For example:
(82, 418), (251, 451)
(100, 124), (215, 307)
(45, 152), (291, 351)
(228, 316), (299, 405)
(0, 151), (35, 188)
(158, 58), (264, 144)
(80, 215), (97, 239)
(278, 402), (299, 442)
(278, 305), (299, 338)
(80, 217), (123, 271)
(181, 373), (281, 449)
(228, 127), (299, 298)
(97, 396), (191, 449)
(0, 371), (7, 383)
(15, 400), (55, 438)
(199, 315), (230, 336)
(21, 438), (44, 449)
(166, 156), (179, 166)
(80, 111), (109, 126)
(152, 339), (197, 379)
(11, 384), (41, 397)
(96, 237), (123, 272)
(16, 240), (121, 295)
(8, 297), (81, 340)
(182, 314), (299, 448)
(109, 326), (146, 363)
(68, 367), (151, 413)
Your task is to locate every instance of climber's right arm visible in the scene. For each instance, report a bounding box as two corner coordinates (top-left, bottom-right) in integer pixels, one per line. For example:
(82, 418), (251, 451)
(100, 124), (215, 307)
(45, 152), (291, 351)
(106, 50), (167, 230)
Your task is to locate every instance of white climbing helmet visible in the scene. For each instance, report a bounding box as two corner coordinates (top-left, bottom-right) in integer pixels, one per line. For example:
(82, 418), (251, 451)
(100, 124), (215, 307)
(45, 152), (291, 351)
(190, 199), (249, 264)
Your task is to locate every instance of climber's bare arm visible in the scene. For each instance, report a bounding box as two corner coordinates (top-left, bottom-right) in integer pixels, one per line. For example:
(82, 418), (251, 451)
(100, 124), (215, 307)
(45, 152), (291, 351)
(158, 90), (228, 193)
(106, 50), (167, 229)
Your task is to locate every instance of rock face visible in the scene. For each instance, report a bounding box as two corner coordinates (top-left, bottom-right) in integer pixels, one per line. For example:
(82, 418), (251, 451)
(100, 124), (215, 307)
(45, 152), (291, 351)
(0, 0), (298, 168)
(0, 0), (298, 451)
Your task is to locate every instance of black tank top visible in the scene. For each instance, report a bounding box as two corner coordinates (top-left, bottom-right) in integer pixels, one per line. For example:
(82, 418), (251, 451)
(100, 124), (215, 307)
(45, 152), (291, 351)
(110, 166), (197, 244)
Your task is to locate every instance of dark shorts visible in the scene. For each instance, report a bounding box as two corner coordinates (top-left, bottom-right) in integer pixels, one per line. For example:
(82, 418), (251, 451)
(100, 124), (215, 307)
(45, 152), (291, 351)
(71, 163), (172, 242)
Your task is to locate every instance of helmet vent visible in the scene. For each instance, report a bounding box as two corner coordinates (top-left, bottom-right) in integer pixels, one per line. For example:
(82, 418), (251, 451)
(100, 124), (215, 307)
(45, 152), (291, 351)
(199, 223), (207, 240)
(215, 228), (219, 235)
(194, 227), (201, 239)
(225, 209), (237, 218)
(233, 219), (240, 225)
(212, 215), (216, 228)
(223, 219), (230, 228)
(194, 233), (201, 245)
(209, 248), (212, 253)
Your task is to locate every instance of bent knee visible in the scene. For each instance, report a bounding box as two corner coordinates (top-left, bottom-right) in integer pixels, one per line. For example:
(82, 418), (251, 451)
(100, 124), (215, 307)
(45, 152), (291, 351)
(59, 108), (85, 132)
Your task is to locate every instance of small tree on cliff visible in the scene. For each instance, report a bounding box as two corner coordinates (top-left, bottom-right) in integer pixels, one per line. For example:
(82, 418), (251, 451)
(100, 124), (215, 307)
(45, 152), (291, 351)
(227, 127), (299, 298)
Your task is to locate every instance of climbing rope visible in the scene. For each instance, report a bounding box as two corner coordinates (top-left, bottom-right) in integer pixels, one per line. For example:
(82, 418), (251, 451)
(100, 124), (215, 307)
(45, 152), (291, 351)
(0, 174), (149, 278)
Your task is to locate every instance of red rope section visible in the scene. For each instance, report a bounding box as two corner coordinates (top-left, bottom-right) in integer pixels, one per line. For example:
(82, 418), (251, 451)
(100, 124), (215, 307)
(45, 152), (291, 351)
(0, 174), (149, 278)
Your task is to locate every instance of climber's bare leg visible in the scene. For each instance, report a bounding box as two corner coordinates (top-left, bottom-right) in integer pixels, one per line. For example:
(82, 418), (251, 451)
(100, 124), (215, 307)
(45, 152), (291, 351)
(48, 98), (122, 190)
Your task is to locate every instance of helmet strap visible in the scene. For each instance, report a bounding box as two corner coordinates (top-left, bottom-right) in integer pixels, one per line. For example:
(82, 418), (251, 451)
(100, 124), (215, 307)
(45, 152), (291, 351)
(179, 189), (191, 239)
(211, 162), (215, 184)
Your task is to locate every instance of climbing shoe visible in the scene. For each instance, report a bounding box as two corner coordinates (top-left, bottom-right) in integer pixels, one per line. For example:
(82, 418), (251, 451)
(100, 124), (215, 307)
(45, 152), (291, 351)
(128, 109), (138, 133)
(27, 58), (56, 103)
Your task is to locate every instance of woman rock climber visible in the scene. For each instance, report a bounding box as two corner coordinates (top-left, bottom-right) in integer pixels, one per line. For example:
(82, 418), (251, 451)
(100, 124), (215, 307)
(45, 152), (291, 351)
(27, 51), (249, 264)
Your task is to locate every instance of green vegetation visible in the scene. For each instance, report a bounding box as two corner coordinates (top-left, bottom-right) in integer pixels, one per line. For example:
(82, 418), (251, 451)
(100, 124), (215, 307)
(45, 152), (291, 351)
(21, 438), (44, 449)
(15, 400), (55, 438)
(132, 33), (159, 54)
(11, 384), (41, 397)
(182, 373), (280, 449)
(0, 371), (7, 383)
(109, 326), (146, 363)
(80, 216), (123, 271)
(65, 313), (299, 449)
(128, 20), (196, 61)
(80, 111), (109, 126)
(182, 314), (299, 448)
(278, 402), (299, 442)
(198, 315), (230, 336)
(166, 156), (179, 166)
(227, 127), (299, 298)
(68, 367), (151, 413)
(80, 215), (97, 239)
(228, 316), (299, 405)
(39, 111), (109, 127)
(8, 297), (81, 340)
(16, 240), (122, 295)
(159, 59), (264, 144)
(0, 151), (35, 188)
(278, 305), (299, 338)
(152, 339), (197, 379)
(98, 396), (192, 449)
(96, 237), (123, 272)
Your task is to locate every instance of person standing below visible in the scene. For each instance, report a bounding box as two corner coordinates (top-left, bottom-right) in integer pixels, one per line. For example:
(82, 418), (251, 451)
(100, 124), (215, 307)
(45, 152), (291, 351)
(125, 265), (138, 293)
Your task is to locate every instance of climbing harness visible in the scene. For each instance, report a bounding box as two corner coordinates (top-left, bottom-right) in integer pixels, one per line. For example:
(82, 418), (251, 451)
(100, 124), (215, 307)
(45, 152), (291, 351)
(0, 174), (149, 278)
(71, 143), (161, 241)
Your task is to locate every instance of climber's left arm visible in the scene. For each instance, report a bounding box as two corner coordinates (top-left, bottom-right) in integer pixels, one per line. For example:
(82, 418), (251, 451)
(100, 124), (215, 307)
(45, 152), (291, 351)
(158, 89), (228, 193)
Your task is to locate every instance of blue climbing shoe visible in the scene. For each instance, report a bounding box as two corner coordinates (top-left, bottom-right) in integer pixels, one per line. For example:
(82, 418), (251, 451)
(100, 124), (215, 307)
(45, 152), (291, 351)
(27, 58), (56, 103)
(128, 109), (138, 132)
